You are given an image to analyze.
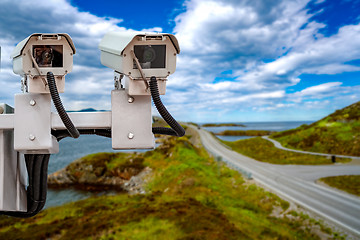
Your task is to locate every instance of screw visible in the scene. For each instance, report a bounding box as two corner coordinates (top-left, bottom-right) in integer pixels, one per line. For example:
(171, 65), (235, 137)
(128, 133), (134, 139)
(128, 96), (134, 103)
(0, 107), (4, 114)
(29, 134), (36, 141)
(30, 99), (36, 106)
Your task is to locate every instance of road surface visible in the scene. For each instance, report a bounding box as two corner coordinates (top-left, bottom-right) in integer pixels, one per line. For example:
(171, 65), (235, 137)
(195, 127), (360, 238)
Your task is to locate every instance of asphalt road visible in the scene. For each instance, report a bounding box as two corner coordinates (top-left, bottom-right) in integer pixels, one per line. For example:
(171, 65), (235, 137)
(195, 127), (360, 238)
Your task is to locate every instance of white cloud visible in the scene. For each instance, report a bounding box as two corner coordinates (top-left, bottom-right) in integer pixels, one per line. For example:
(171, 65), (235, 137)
(294, 82), (342, 97)
(0, 0), (359, 122)
(0, 0), (136, 109)
(165, 0), (360, 121)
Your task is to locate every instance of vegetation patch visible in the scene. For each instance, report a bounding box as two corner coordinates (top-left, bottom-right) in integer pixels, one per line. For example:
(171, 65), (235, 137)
(222, 137), (350, 165)
(217, 130), (273, 136)
(0, 135), (338, 239)
(271, 101), (360, 156)
(318, 175), (360, 196)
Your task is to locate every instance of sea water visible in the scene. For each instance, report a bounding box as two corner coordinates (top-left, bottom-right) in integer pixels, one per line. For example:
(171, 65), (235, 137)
(204, 121), (312, 141)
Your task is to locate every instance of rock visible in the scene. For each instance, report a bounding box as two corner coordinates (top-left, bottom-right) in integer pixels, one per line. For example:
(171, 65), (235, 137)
(78, 172), (98, 184)
(48, 169), (73, 185)
(182, 177), (196, 187)
(48, 165), (153, 195)
(122, 167), (153, 195)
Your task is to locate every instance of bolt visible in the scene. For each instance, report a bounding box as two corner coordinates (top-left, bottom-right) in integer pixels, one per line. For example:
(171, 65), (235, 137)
(128, 96), (134, 103)
(29, 134), (36, 141)
(0, 107), (4, 114)
(128, 133), (134, 139)
(29, 99), (36, 106)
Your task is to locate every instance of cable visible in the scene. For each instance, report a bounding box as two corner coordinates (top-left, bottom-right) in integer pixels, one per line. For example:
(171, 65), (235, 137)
(152, 127), (179, 136)
(52, 129), (112, 141)
(149, 76), (185, 137)
(0, 154), (50, 218)
(47, 72), (80, 138)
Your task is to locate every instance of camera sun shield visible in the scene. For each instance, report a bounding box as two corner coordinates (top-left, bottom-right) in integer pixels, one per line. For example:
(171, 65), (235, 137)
(11, 33), (75, 93)
(99, 32), (180, 95)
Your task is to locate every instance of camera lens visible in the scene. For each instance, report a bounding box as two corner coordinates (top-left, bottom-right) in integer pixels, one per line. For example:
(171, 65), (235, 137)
(41, 49), (54, 65)
(134, 45), (166, 69)
(143, 46), (156, 63)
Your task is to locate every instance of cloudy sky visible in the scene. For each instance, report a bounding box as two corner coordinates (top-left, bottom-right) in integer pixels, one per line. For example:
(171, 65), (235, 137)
(0, 0), (359, 123)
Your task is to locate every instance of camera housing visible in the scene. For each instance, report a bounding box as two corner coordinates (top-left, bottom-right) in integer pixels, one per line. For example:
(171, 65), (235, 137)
(99, 32), (180, 95)
(11, 33), (76, 93)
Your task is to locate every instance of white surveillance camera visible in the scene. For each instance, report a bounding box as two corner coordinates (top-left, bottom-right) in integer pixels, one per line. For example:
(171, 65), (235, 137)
(99, 32), (180, 95)
(11, 33), (76, 93)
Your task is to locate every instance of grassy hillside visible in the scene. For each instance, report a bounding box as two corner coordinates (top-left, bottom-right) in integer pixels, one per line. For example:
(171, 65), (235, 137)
(0, 135), (337, 239)
(222, 137), (349, 165)
(271, 101), (360, 156)
(318, 175), (360, 196)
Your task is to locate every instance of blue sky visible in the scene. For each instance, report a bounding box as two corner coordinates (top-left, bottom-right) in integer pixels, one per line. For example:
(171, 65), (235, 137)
(0, 0), (360, 123)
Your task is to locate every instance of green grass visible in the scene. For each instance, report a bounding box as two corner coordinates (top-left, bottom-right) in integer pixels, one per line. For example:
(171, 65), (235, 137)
(216, 130), (273, 136)
(319, 175), (360, 196)
(222, 137), (350, 165)
(271, 101), (360, 156)
(0, 136), (337, 239)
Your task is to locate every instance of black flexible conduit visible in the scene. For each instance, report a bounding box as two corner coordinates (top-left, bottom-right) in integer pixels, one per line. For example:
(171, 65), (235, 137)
(149, 76), (185, 137)
(1, 154), (50, 218)
(52, 129), (112, 141)
(47, 72), (80, 139)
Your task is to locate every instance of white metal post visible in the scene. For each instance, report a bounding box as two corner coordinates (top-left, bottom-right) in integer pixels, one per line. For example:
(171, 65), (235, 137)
(0, 104), (27, 212)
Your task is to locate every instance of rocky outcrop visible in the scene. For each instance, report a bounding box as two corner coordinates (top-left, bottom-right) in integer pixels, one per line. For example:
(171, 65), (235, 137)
(48, 152), (153, 194)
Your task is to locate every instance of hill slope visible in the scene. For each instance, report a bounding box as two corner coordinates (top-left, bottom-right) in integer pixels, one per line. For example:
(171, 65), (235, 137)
(271, 101), (360, 156)
(0, 136), (335, 239)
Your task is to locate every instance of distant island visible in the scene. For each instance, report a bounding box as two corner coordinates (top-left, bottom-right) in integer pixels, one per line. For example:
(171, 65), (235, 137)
(202, 123), (246, 127)
(216, 130), (273, 136)
(68, 108), (108, 112)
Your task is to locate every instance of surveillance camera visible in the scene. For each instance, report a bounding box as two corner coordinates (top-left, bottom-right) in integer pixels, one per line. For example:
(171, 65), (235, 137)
(99, 32), (180, 95)
(11, 33), (76, 93)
